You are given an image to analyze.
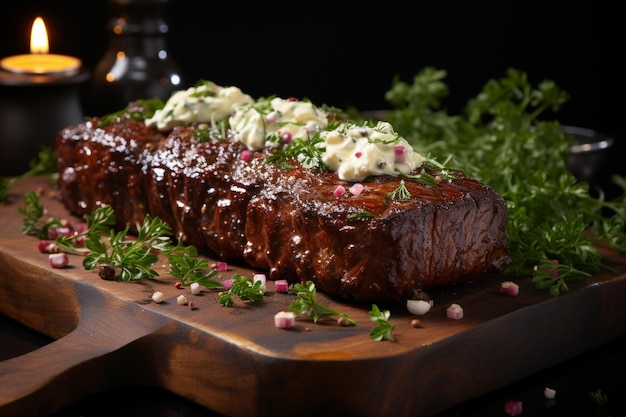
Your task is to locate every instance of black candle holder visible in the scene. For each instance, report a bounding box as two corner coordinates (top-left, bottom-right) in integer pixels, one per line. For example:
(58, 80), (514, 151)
(0, 68), (89, 177)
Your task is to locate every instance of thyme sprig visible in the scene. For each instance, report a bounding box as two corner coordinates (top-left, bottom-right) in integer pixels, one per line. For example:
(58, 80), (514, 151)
(288, 281), (356, 325)
(387, 179), (412, 200)
(18, 191), (62, 238)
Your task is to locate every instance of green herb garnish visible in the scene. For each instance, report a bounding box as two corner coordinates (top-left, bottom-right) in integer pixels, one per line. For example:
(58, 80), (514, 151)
(18, 191), (62, 238)
(387, 179), (412, 200)
(368, 304), (395, 342)
(218, 274), (265, 307)
(97, 97), (165, 127)
(347, 211), (378, 221)
(2, 145), (58, 204)
(166, 239), (223, 289)
(288, 280), (356, 325)
(383, 67), (626, 296)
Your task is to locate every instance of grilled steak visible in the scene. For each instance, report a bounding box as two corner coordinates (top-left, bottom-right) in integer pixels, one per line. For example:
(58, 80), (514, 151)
(55, 113), (510, 302)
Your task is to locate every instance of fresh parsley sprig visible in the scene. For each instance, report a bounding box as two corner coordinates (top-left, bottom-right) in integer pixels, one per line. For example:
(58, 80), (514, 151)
(218, 274), (265, 307)
(384, 67), (626, 296)
(166, 239), (223, 289)
(288, 280), (356, 325)
(368, 304), (395, 342)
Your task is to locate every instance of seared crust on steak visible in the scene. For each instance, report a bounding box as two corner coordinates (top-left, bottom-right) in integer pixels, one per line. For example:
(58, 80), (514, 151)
(56, 113), (511, 302)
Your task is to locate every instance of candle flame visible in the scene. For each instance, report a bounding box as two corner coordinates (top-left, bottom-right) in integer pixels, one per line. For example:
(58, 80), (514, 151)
(30, 17), (49, 54)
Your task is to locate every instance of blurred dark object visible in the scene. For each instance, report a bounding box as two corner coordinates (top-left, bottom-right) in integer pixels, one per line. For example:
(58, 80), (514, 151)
(565, 125), (624, 202)
(90, 0), (183, 115)
(566, 125), (615, 185)
(0, 69), (89, 177)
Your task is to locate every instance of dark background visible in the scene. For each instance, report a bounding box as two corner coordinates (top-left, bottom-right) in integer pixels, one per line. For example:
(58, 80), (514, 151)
(1, 0), (624, 139)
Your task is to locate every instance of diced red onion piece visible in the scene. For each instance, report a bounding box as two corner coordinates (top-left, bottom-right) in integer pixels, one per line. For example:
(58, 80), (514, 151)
(253, 273), (267, 293)
(274, 311), (296, 329)
(240, 150), (251, 162)
(334, 185), (346, 198)
(38, 240), (54, 253)
(190, 282), (202, 295)
(275, 279), (289, 293)
(217, 261), (228, 272)
(504, 400), (523, 416)
(394, 145), (406, 163)
(48, 253), (69, 268)
(446, 303), (464, 320)
(177, 294), (188, 305)
(349, 183), (364, 196)
(500, 281), (520, 296)
(222, 278), (233, 291)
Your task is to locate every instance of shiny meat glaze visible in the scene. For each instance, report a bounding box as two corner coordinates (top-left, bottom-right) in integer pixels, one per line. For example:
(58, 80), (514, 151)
(55, 117), (164, 230)
(242, 166), (511, 301)
(56, 118), (511, 302)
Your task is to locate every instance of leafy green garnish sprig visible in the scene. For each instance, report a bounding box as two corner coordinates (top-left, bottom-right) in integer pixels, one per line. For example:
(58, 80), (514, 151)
(97, 97), (165, 127)
(288, 281), (356, 326)
(2, 146), (58, 205)
(81, 212), (172, 281)
(18, 191), (62, 238)
(384, 67), (626, 296)
(218, 274), (265, 307)
(369, 304), (395, 342)
(165, 240), (223, 289)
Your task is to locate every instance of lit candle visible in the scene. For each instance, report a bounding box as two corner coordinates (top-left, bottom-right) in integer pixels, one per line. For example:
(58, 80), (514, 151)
(0, 17), (81, 76)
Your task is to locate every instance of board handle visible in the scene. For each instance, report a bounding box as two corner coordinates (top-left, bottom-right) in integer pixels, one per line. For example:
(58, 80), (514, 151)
(0, 288), (166, 416)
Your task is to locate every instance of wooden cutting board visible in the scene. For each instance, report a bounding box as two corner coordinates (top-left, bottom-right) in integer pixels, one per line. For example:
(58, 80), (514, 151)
(1, 176), (625, 417)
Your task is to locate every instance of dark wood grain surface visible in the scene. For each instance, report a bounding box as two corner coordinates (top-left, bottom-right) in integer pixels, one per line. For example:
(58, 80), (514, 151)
(1, 177), (625, 417)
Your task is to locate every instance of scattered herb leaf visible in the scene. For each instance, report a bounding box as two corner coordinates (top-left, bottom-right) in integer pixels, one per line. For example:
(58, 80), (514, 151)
(288, 280), (356, 325)
(368, 304), (395, 342)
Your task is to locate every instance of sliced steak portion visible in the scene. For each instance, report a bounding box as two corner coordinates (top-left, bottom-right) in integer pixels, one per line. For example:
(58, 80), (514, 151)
(242, 165), (510, 301)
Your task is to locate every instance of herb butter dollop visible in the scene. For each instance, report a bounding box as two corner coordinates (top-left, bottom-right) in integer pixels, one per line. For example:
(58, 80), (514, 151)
(144, 81), (428, 182)
(322, 121), (426, 181)
(229, 97), (329, 151)
(145, 81), (253, 131)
